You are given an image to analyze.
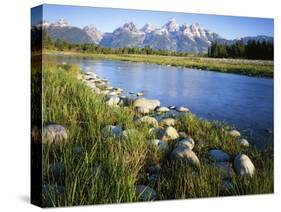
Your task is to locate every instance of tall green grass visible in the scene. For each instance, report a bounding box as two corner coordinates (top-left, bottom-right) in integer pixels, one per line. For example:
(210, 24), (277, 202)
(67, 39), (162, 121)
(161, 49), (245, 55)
(38, 61), (273, 207)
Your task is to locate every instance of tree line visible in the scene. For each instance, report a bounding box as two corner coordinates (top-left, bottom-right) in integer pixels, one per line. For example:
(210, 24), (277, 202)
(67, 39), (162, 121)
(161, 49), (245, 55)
(208, 40), (273, 60)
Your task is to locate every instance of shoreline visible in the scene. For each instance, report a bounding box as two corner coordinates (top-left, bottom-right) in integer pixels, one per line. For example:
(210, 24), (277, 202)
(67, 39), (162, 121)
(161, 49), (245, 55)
(38, 62), (273, 206)
(42, 50), (274, 78)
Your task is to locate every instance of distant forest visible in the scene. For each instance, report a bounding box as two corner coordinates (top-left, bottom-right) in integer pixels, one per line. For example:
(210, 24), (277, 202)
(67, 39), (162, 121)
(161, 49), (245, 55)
(34, 30), (273, 60)
(208, 40), (273, 60)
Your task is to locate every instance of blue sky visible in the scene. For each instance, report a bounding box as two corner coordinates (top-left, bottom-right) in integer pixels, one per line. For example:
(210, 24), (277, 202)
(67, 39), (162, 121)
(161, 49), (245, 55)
(35, 4), (273, 39)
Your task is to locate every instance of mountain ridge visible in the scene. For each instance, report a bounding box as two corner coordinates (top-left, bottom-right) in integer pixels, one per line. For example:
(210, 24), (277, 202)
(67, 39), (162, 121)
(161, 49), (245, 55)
(34, 18), (273, 53)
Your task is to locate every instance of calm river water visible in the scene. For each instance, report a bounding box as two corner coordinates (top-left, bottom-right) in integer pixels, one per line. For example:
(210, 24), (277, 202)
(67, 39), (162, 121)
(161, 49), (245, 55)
(53, 55), (274, 147)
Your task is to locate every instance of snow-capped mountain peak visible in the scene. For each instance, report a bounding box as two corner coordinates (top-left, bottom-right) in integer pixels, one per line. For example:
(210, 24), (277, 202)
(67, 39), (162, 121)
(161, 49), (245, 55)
(164, 18), (179, 32)
(141, 23), (155, 33)
(50, 18), (68, 28)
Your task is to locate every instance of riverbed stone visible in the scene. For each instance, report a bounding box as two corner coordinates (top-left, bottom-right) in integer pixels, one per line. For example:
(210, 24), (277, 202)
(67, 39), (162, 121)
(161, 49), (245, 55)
(176, 137), (195, 150)
(136, 185), (157, 201)
(228, 130), (241, 137)
(211, 162), (234, 179)
(171, 146), (200, 167)
(176, 106), (189, 112)
(136, 116), (158, 127)
(156, 106), (170, 113)
(136, 106), (150, 115)
(42, 124), (68, 144)
(160, 118), (176, 126)
(161, 126), (179, 141)
(239, 138), (250, 148)
(208, 149), (230, 162)
(106, 95), (120, 106)
(101, 125), (122, 139)
(148, 139), (169, 152)
(133, 98), (160, 111)
(233, 154), (255, 177)
(148, 127), (163, 138)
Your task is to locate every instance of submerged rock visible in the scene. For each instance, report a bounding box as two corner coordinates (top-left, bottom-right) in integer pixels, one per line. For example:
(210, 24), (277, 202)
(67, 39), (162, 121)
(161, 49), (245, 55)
(42, 124), (68, 144)
(208, 149), (230, 162)
(171, 146), (200, 167)
(233, 154), (255, 177)
(161, 126), (179, 141)
(136, 185), (157, 201)
(133, 98), (160, 111)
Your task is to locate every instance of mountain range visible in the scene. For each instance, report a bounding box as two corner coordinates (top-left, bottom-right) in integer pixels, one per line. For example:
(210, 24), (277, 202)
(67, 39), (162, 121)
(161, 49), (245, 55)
(33, 18), (273, 53)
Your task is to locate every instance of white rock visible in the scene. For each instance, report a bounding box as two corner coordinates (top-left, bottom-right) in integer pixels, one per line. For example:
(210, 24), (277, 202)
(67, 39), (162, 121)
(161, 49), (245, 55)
(160, 118), (175, 126)
(136, 185), (157, 201)
(161, 126), (179, 141)
(228, 130), (241, 137)
(239, 138), (250, 147)
(176, 137), (195, 149)
(133, 98), (160, 111)
(208, 149), (230, 162)
(136, 106), (150, 115)
(136, 92), (144, 96)
(156, 106), (170, 113)
(176, 106), (189, 112)
(42, 124), (68, 144)
(101, 125), (122, 139)
(148, 128), (163, 137)
(106, 96), (120, 106)
(148, 139), (168, 152)
(234, 154), (255, 177)
(171, 146), (200, 167)
(137, 116), (158, 127)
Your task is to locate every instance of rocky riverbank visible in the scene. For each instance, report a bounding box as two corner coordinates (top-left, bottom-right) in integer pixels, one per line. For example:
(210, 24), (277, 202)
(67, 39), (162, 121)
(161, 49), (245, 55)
(39, 67), (262, 203)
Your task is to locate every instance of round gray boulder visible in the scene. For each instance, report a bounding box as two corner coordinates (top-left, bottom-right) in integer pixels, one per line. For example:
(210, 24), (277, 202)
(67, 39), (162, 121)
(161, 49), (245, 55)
(101, 125), (122, 139)
(171, 146), (200, 167)
(233, 154), (255, 177)
(161, 126), (179, 141)
(133, 98), (160, 111)
(42, 124), (68, 144)
(208, 149), (230, 162)
(176, 137), (195, 150)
